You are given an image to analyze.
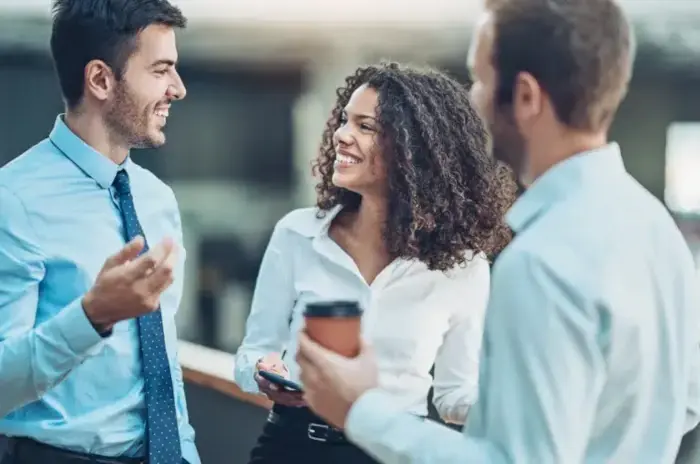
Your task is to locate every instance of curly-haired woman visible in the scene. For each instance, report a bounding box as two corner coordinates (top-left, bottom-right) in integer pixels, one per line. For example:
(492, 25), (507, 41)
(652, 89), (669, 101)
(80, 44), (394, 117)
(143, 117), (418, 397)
(234, 62), (517, 463)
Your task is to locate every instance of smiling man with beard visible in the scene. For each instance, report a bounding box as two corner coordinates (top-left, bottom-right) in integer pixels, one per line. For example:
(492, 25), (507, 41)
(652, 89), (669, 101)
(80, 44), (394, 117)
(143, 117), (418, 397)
(295, 0), (700, 463)
(0, 1), (198, 464)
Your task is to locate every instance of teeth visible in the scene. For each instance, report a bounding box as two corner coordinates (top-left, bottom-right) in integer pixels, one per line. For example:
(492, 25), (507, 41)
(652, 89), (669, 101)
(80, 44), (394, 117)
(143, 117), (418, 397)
(336, 153), (360, 165)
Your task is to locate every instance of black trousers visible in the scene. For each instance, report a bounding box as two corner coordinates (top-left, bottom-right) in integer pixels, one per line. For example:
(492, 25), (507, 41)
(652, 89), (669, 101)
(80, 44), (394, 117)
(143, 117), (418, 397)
(248, 405), (379, 464)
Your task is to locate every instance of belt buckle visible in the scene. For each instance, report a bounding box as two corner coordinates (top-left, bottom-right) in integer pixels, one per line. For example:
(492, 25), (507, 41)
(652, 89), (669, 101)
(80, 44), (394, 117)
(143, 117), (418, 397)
(307, 423), (329, 442)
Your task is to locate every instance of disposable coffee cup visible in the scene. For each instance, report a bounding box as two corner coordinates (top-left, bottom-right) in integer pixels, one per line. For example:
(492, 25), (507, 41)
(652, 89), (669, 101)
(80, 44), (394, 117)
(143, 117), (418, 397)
(304, 300), (362, 358)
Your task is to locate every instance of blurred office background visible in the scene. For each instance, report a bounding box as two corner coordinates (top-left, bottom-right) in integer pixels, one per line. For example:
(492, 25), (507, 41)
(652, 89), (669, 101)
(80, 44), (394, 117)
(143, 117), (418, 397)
(0, 0), (699, 355)
(2, 1), (700, 461)
(0, 0), (700, 352)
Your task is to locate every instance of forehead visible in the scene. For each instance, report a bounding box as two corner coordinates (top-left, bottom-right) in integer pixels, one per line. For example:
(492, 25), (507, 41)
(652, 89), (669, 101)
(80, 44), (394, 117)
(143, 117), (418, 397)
(345, 84), (378, 113)
(467, 14), (495, 71)
(131, 24), (178, 63)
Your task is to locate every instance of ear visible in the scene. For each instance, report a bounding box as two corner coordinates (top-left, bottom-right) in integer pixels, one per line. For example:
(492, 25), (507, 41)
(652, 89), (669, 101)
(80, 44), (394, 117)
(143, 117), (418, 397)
(84, 59), (116, 103)
(512, 71), (542, 129)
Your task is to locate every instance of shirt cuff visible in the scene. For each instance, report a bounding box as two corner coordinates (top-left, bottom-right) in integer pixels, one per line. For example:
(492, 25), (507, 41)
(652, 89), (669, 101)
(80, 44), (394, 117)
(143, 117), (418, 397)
(51, 297), (106, 355)
(345, 388), (405, 444)
(233, 356), (263, 394)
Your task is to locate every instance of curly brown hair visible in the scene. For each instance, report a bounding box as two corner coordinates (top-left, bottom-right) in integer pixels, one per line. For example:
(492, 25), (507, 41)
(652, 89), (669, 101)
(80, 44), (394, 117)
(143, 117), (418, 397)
(312, 62), (517, 271)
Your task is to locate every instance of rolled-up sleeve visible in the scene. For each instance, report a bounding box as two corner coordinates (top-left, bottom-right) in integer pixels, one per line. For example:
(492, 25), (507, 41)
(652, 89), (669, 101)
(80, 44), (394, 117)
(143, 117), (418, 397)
(0, 186), (104, 417)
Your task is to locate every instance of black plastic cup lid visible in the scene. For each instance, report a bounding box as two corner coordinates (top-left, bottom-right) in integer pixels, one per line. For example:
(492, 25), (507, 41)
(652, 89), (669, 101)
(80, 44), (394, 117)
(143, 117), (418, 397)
(304, 300), (362, 318)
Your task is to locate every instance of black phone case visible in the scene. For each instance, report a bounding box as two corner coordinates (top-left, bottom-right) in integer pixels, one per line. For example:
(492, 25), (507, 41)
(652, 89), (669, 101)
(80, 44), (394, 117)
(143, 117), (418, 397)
(258, 370), (303, 392)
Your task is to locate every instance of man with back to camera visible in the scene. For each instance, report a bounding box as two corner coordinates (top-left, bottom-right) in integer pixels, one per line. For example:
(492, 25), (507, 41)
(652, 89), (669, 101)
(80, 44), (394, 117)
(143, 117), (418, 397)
(295, 0), (700, 462)
(0, 1), (199, 463)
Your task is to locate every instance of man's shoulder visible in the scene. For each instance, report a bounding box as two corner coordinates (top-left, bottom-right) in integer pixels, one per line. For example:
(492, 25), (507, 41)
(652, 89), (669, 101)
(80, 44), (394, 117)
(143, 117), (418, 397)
(0, 139), (58, 189)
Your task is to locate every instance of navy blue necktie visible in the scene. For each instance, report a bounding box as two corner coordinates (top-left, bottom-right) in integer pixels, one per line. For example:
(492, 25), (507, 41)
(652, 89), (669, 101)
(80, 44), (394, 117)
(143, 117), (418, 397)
(113, 170), (182, 464)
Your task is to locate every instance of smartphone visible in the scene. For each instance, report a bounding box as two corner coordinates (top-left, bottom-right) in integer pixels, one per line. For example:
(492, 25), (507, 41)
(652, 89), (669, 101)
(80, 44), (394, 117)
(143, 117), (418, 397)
(258, 370), (303, 393)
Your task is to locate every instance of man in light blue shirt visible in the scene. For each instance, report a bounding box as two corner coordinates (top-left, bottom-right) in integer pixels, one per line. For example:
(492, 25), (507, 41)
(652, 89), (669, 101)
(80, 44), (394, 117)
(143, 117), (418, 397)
(296, 0), (700, 462)
(0, 1), (199, 463)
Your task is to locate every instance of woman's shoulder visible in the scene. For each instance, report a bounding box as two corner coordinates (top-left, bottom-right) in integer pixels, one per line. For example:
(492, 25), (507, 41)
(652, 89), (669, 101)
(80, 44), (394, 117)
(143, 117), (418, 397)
(273, 206), (331, 238)
(440, 251), (491, 283)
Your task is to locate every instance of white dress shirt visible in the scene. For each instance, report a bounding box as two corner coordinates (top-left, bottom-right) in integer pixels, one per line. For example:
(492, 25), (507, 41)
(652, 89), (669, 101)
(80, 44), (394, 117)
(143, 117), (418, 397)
(345, 143), (700, 463)
(234, 206), (490, 423)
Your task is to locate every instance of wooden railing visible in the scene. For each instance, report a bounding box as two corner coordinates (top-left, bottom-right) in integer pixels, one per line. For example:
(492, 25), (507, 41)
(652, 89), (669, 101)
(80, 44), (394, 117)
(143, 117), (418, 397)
(178, 340), (272, 410)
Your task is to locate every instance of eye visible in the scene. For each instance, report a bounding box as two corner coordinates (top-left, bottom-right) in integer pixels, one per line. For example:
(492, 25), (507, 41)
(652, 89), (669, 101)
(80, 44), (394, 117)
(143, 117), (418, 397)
(339, 113), (348, 124)
(360, 123), (375, 132)
(154, 68), (168, 76)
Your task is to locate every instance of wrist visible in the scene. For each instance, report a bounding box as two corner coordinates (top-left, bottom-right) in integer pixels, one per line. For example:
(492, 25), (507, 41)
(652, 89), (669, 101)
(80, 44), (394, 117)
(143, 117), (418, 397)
(82, 291), (113, 336)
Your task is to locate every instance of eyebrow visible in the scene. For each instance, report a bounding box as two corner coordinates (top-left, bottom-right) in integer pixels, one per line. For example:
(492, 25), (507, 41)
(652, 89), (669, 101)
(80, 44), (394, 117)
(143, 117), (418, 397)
(342, 109), (377, 121)
(150, 59), (177, 68)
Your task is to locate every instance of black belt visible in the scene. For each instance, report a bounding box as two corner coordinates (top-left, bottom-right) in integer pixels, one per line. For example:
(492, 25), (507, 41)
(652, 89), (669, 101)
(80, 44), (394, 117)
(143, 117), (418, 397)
(4, 437), (147, 464)
(267, 405), (348, 444)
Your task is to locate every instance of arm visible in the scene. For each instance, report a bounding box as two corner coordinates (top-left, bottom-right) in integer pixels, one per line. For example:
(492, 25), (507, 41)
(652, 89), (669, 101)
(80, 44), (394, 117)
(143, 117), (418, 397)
(347, 389), (507, 464)
(345, 249), (605, 464)
(0, 186), (104, 417)
(685, 325), (700, 433)
(233, 224), (297, 394)
(432, 255), (490, 424)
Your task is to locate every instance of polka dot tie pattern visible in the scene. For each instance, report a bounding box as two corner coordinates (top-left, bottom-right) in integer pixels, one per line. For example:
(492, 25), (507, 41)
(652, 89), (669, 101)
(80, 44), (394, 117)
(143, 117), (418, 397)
(113, 170), (182, 464)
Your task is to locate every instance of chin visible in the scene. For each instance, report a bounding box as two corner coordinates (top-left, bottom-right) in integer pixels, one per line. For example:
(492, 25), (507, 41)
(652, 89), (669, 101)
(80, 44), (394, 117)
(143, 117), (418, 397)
(144, 132), (166, 149)
(331, 172), (357, 191)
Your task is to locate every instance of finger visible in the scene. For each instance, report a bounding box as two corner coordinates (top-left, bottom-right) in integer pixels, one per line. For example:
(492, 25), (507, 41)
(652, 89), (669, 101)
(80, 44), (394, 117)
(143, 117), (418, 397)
(358, 337), (374, 356)
(104, 236), (145, 269)
(287, 396), (307, 407)
(275, 390), (305, 403)
(144, 260), (175, 294)
(256, 361), (273, 371)
(297, 355), (322, 389)
(162, 242), (179, 270)
(127, 237), (174, 280)
(255, 375), (276, 393)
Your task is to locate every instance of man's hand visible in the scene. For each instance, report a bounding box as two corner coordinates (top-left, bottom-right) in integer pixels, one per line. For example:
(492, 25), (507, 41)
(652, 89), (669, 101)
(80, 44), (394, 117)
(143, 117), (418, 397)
(254, 353), (306, 407)
(296, 332), (379, 429)
(82, 236), (179, 333)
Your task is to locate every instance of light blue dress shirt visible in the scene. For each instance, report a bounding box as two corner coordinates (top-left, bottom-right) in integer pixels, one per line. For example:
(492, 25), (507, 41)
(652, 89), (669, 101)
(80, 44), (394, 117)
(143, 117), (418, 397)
(344, 143), (700, 463)
(0, 116), (199, 463)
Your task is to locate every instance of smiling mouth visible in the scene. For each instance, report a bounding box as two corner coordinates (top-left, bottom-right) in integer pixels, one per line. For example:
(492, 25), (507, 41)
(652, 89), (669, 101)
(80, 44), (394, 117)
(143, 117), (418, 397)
(335, 153), (362, 165)
(154, 107), (169, 118)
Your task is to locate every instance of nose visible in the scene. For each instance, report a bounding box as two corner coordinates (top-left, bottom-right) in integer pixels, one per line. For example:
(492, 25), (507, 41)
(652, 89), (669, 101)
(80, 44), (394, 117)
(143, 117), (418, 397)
(167, 70), (187, 101)
(333, 122), (353, 146)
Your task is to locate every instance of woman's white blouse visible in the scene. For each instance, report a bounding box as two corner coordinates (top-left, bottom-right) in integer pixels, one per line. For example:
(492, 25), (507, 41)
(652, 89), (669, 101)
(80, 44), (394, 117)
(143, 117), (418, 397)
(233, 206), (490, 423)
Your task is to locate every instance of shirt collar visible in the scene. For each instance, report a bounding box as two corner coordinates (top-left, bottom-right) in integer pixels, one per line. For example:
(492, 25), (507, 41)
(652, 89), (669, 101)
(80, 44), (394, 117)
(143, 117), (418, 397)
(49, 114), (131, 189)
(281, 205), (344, 238)
(506, 142), (626, 233)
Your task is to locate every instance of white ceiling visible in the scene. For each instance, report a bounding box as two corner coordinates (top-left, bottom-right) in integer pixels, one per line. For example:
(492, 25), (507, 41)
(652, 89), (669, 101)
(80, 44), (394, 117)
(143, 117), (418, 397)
(1, 0), (698, 24)
(0, 0), (697, 65)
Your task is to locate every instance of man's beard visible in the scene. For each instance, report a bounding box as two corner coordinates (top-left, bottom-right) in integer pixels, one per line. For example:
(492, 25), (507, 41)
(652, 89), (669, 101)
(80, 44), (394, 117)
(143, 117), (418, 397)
(104, 82), (161, 150)
(489, 105), (526, 188)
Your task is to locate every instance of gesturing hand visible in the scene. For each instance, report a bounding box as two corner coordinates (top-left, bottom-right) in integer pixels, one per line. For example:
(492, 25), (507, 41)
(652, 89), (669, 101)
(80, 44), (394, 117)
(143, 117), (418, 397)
(83, 236), (179, 333)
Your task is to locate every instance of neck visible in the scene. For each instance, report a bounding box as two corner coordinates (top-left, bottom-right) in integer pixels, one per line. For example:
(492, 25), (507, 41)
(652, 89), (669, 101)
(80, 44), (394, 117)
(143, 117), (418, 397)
(64, 108), (129, 165)
(349, 195), (387, 250)
(523, 128), (608, 186)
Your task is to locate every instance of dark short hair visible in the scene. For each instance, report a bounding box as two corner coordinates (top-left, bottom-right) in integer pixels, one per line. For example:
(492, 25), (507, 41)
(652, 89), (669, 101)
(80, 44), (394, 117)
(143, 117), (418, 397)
(50, 0), (187, 108)
(490, 0), (634, 132)
(314, 62), (517, 270)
